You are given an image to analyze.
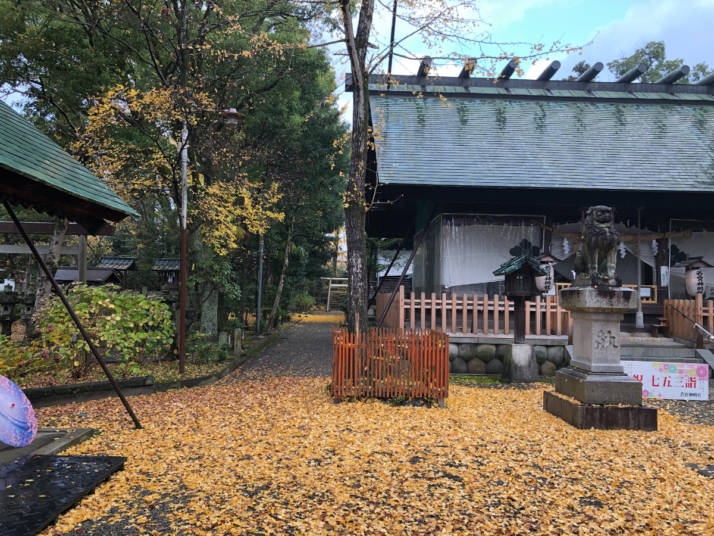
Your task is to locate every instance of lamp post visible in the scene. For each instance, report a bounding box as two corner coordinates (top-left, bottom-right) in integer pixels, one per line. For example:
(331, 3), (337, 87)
(178, 108), (244, 374)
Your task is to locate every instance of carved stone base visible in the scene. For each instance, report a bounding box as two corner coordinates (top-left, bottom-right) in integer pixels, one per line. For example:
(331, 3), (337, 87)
(555, 367), (642, 405)
(543, 391), (657, 431)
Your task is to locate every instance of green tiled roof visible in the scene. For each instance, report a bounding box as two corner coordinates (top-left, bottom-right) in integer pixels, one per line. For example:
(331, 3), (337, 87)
(96, 256), (136, 270)
(152, 258), (180, 271)
(493, 256), (546, 277)
(370, 93), (714, 192)
(0, 100), (137, 217)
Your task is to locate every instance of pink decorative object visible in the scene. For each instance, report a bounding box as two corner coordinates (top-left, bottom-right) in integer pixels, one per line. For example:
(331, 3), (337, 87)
(0, 374), (37, 447)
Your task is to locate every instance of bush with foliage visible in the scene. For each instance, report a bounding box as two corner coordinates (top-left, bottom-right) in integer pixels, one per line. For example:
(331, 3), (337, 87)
(33, 285), (174, 370)
(0, 334), (41, 378)
(291, 291), (315, 312)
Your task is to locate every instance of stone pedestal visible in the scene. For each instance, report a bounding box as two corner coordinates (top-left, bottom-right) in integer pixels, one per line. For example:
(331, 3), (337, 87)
(504, 343), (538, 382)
(545, 286), (657, 430)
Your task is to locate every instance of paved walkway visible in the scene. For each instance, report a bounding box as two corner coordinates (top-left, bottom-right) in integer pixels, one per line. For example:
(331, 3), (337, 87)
(231, 321), (334, 380)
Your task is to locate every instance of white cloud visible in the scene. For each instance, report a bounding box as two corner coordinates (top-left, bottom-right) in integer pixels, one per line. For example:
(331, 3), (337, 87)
(524, 59), (553, 79)
(558, 0), (714, 80)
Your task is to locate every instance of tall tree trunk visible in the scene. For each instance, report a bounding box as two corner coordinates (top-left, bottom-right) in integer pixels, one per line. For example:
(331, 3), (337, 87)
(267, 222), (294, 331)
(340, 0), (375, 333)
(34, 217), (69, 311)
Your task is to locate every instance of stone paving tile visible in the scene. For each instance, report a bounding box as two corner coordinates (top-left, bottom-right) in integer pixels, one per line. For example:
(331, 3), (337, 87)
(229, 322), (334, 380)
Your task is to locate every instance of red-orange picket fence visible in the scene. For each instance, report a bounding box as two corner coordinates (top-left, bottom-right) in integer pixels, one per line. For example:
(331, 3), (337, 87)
(331, 328), (449, 402)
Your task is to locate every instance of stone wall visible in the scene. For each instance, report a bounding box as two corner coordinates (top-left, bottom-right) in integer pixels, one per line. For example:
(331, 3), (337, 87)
(449, 342), (570, 377)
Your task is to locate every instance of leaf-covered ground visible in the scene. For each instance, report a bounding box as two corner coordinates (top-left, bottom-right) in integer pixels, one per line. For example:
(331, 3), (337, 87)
(38, 377), (714, 535)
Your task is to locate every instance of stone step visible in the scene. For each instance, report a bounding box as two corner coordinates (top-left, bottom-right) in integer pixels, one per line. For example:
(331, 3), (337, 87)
(620, 346), (696, 358)
(621, 356), (704, 364)
(621, 338), (681, 347)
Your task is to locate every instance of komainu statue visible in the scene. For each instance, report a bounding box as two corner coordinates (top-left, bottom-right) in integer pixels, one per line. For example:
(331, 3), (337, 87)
(573, 205), (619, 287)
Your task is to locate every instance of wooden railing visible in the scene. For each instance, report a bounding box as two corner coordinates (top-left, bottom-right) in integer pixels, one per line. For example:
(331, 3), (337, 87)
(332, 328), (449, 402)
(664, 294), (714, 343)
(378, 286), (572, 336)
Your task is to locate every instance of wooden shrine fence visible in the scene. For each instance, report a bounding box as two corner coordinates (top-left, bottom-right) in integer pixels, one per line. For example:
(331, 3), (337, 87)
(664, 294), (714, 343)
(332, 328), (449, 401)
(377, 286), (572, 336)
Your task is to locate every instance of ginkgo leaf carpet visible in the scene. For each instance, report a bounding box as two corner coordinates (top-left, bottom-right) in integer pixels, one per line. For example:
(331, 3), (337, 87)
(34, 378), (714, 535)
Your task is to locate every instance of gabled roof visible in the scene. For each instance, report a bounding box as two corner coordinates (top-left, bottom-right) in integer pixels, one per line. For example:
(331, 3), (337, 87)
(362, 74), (714, 193)
(0, 100), (137, 231)
(54, 268), (120, 284)
(493, 255), (546, 277)
(96, 256), (136, 270)
(152, 258), (180, 271)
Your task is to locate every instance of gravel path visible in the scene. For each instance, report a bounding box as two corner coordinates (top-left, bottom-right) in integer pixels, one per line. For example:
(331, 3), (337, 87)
(231, 321), (334, 380)
(647, 395), (714, 426)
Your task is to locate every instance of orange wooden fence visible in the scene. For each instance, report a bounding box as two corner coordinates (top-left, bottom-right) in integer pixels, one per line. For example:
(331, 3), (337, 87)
(377, 286), (572, 336)
(331, 328), (449, 401)
(664, 295), (714, 343)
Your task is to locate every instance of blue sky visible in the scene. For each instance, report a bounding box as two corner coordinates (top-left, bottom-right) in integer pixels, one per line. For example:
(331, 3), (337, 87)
(332, 0), (714, 113)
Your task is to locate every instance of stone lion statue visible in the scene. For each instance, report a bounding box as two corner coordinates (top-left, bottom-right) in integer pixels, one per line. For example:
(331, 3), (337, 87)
(573, 205), (619, 286)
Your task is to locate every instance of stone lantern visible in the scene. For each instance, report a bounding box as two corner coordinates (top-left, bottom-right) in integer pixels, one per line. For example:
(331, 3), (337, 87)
(493, 254), (546, 383)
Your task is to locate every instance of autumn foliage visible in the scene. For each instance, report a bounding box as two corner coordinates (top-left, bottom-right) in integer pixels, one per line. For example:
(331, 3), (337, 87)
(38, 378), (714, 535)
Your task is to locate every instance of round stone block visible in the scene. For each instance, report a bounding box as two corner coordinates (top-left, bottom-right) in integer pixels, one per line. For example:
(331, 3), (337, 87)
(546, 346), (565, 367)
(449, 344), (459, 358)
(458, 344), (477, 361)
(452, 357), (468, 374)
(496, 344), (511, 360)
(475, 344), (496, 362)
(533, 345), (547, 365)
(467, 358), (486, 374)
(540, 361), (557, 376)
(485, 358), (504, 375)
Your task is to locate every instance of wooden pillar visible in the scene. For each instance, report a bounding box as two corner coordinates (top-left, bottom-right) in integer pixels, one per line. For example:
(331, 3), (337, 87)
(513, 296), (526, 344)
(78, 235), (87, 284)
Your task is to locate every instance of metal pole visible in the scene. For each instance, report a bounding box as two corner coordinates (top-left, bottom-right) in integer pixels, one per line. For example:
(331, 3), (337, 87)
(3, 201), (142, 429)
(256, 233), (264, 335)
(387, 0), (398, 89)
(635, 207), (644, 329)
(178, 122), (188, 373)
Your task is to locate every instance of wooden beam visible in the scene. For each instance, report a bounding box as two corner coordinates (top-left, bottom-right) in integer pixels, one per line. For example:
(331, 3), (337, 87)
(498, 59), (518, 80)
(536, 60), (561, 81)
(576, 62), (603, 82)
(616, 63), (647, 83)
(656, 65), (690, 84)
(0, 244), (80, 255)
(458, 58), (477, 79)
(417, 57), (432, 79)
(0, 221), (114, 236)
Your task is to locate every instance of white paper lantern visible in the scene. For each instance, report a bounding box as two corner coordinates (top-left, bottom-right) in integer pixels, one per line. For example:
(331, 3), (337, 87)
(686, 267), (705, 297)
(535, 264), (554, 293)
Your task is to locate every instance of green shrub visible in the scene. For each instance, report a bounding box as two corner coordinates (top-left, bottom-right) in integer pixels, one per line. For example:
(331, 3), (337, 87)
(0, 334), (42, 378)
(292, 291), (315, 312)
(186, 332), (228, 363)
(33, 284), (174, 369)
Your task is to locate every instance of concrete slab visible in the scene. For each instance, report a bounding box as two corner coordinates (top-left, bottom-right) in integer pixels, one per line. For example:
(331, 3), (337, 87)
(555, 367), (642, 405)
(0, 428), (95, 467)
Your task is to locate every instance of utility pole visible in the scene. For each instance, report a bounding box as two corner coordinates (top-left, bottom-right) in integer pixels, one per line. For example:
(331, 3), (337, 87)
(256, 233), (264, 335)
(178, 121), (189, 373)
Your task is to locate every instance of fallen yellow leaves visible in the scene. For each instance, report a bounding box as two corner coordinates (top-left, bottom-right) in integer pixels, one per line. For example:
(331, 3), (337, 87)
(38, 379), (714, 535)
